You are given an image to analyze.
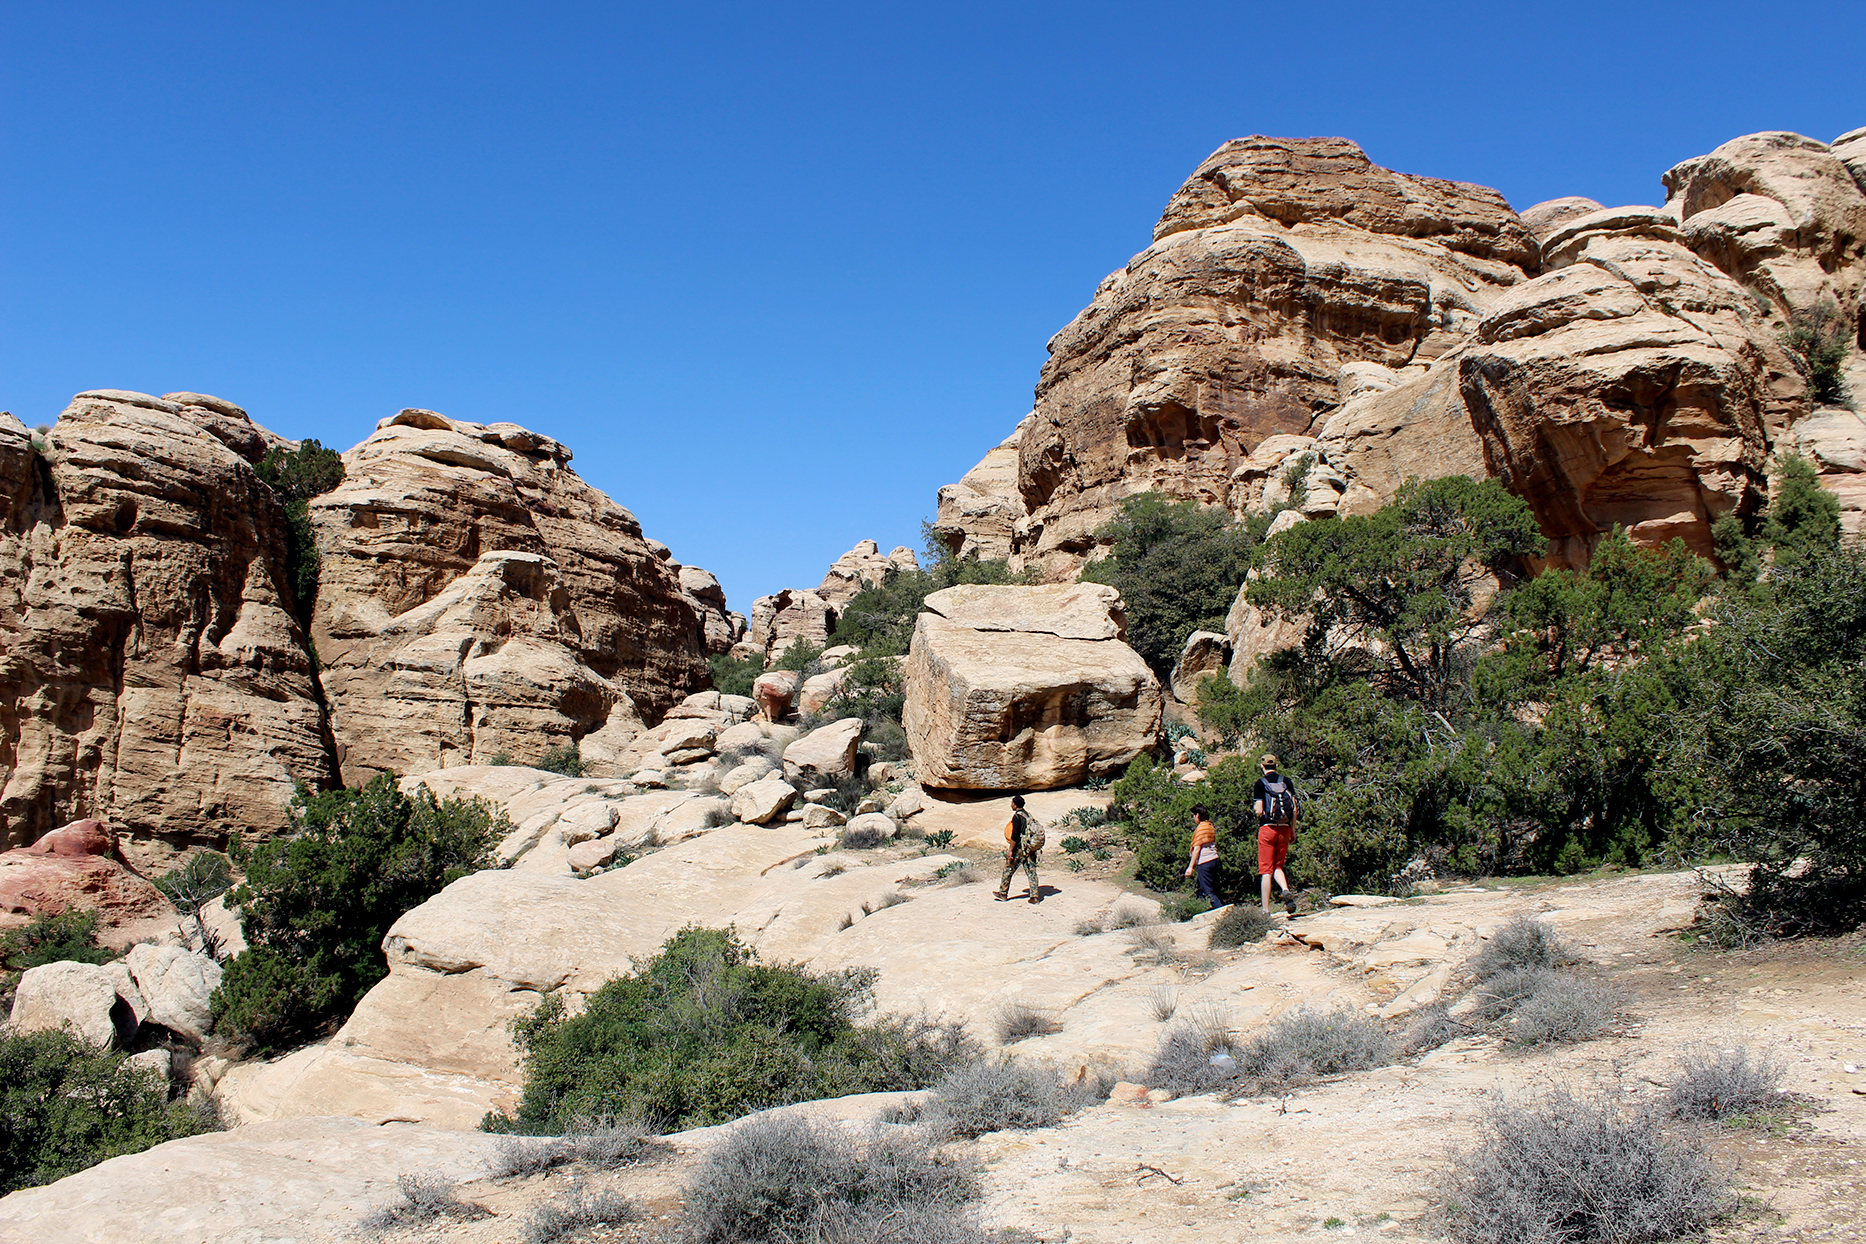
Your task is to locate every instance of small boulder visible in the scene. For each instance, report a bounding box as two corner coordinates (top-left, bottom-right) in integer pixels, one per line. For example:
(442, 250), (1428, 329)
(124, 944), (221, 1045)
(802, 804), (848, 830)
(783, 718), (864, 785)
(556, 802), (619, 846)
(841, 812), (898, 844)
(715, 721), (768, 754)
(10, 961), (135, 1048)
(729, 776), (798, 826)
(885, 787), (928, 821)
(752, 670), (800, 722)
(1108, 1081), (1152, 1106)
(567, 838), (618, 873)
(797, 669), (849, 718)
(720, 761), (775, 794)
(633, 770), (667, 788)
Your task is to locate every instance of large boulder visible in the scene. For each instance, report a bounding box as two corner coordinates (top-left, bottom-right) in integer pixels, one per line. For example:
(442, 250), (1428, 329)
(0, 819), (171, 930)
(123, 943), (221, 1044)
(308, 409), (719, 783)
(9, 959), (139, 1048)
(903, 584), (1162, 790)
(782, 718), (864, 785)
(0, 395), (330, 856)
(729, 775), (798, 826)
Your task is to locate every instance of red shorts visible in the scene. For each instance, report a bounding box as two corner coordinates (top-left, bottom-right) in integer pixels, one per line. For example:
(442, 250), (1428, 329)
(1257, 824), (1291, 874)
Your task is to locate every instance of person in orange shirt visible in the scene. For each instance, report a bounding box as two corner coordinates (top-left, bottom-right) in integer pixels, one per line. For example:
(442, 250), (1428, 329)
(993, 794), (1042, 904)
(1183, 804), (1223, 910)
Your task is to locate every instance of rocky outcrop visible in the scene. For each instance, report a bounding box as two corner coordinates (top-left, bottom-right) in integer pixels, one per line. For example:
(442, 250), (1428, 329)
(816, 540), (918, 606)
(979, 137), (1538, 579)
(309, 409), (720, 783)
(743, 588), (836, 663)
(902, 584), (1161, 789)
(0, 393), (330, 855)
(931, 417), (1032, 561)
(0, 819), (171, 928)
(7, 959), (138, 1047)
(934, 129), (1865, 577)
(122, 942), (221, 1044)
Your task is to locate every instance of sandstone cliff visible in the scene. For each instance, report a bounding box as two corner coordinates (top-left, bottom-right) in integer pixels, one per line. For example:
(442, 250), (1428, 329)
(0, 392), (329, 856)
(936, 128), (1865, 575)
(309, 409), (724, 783)
(0, 397), (731, 852)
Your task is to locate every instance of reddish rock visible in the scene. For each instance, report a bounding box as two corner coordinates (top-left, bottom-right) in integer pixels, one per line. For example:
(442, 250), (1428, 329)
(0, 819), (171, 926)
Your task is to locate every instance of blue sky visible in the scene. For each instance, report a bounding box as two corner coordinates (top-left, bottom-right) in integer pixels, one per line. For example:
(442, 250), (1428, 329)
(4, 2), (1861, 612)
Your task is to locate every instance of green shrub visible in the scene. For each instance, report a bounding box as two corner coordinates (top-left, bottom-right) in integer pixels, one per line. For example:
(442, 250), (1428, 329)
(709, 651), (763, 697)
(0, 1029), (212, 1193)
(1780, 296), (1853, 407)
(1078, 494), (1257, 679)
(491, 927), (975, 1134)
(537, 744), (583, 777)
(1, 909), (113, 971)
(212, 774), (502, 1055)
(255, 439), (345, 627)
(153, 852), (233, 952)
(1060, 836), (1089, 855)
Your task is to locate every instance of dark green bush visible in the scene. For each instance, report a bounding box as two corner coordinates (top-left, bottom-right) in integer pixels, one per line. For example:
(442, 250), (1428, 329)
(1078, 494), (1257, 679)
(1, 909), (114, 970)
(255, 439), (345, 626)
(212, 774), (502, 1055)
(1780, 296), (1853, 407)
(709, 651), (763, 697)
(491, 927), (976, 1134)
(537, 744), (583, 777)
(0, 1029), (212, 1193)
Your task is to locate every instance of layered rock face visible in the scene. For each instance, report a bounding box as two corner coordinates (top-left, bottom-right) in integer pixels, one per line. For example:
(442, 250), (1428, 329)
(815, 539), (918, 606)
(937, 129), (1865, 574)
(309, 410), (721, 783)
(993, 136), (1538, 577)
(902, 583), (1161, 789)
(0, 392), (329, 854)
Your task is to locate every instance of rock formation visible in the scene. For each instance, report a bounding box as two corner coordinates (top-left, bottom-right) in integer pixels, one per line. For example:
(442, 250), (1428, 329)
(816, 539), (918, 606)
(0, 394), (735, 849)
(310, 409), (724, 783)
(902, 583), (1161, 789)
(0, 393), (329, 855)
(0, 819), (171, 929)
(935, 129), (1866, 574)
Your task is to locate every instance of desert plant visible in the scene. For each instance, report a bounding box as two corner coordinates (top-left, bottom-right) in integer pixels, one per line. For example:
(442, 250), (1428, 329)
(1398, 1002), (1464, 1055)
(522, 1181), (638, 1244)
(681, 1112), (979, 1244)
(0, 1029), (212, 1193)
(358, 1172), (486, 1232)
(212, 774), (503, 1055)
(1502, 975), (1624, 1048)
(1208, 905), (1273, 948)
(1780, 296), (1852, 407)
(925, 829), (955, 850)
(1060, 835), (1089, 854)
(1468, 916), (1576, 982)
(1079, 493), (1258, 678)
(491, 927), (975, 1134)
(992, 1000), (1061, 1045)
(1145, 1006), (1389, 1098)
(537, 744), (583, 777)
(1666, 1045), (1786, 1121)
(709, 650), (764, 698)
(928, 1058), (1102, 1137)
(839, 822), (890, 850)
(1442, 1085), (1727, 1244)
(0, 909), (114, 971)
(1470, 966), (1558, 1024)
(1125, 923), (1179, 966)
(254, 439), (345, 626)
(1147, 983), (1179, 1022)
(153, 851), (233, 954)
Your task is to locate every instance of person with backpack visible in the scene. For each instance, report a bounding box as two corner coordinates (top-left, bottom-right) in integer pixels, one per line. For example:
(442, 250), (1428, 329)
(1183, 804), (1223, 911)
(994, 794), (1043, 904)
(1253, 755), (1299, 914)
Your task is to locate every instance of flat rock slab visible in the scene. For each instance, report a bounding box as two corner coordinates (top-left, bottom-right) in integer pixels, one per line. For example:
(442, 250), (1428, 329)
(0, 1116), (506, 1244)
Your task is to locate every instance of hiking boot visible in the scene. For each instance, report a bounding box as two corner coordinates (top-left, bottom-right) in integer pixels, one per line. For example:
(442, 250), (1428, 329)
(992, 891), (1010, 902)
(1028, 893), (1043, 904)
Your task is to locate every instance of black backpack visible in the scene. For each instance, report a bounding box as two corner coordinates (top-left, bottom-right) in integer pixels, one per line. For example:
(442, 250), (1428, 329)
(1260, 774), (1297, 825)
